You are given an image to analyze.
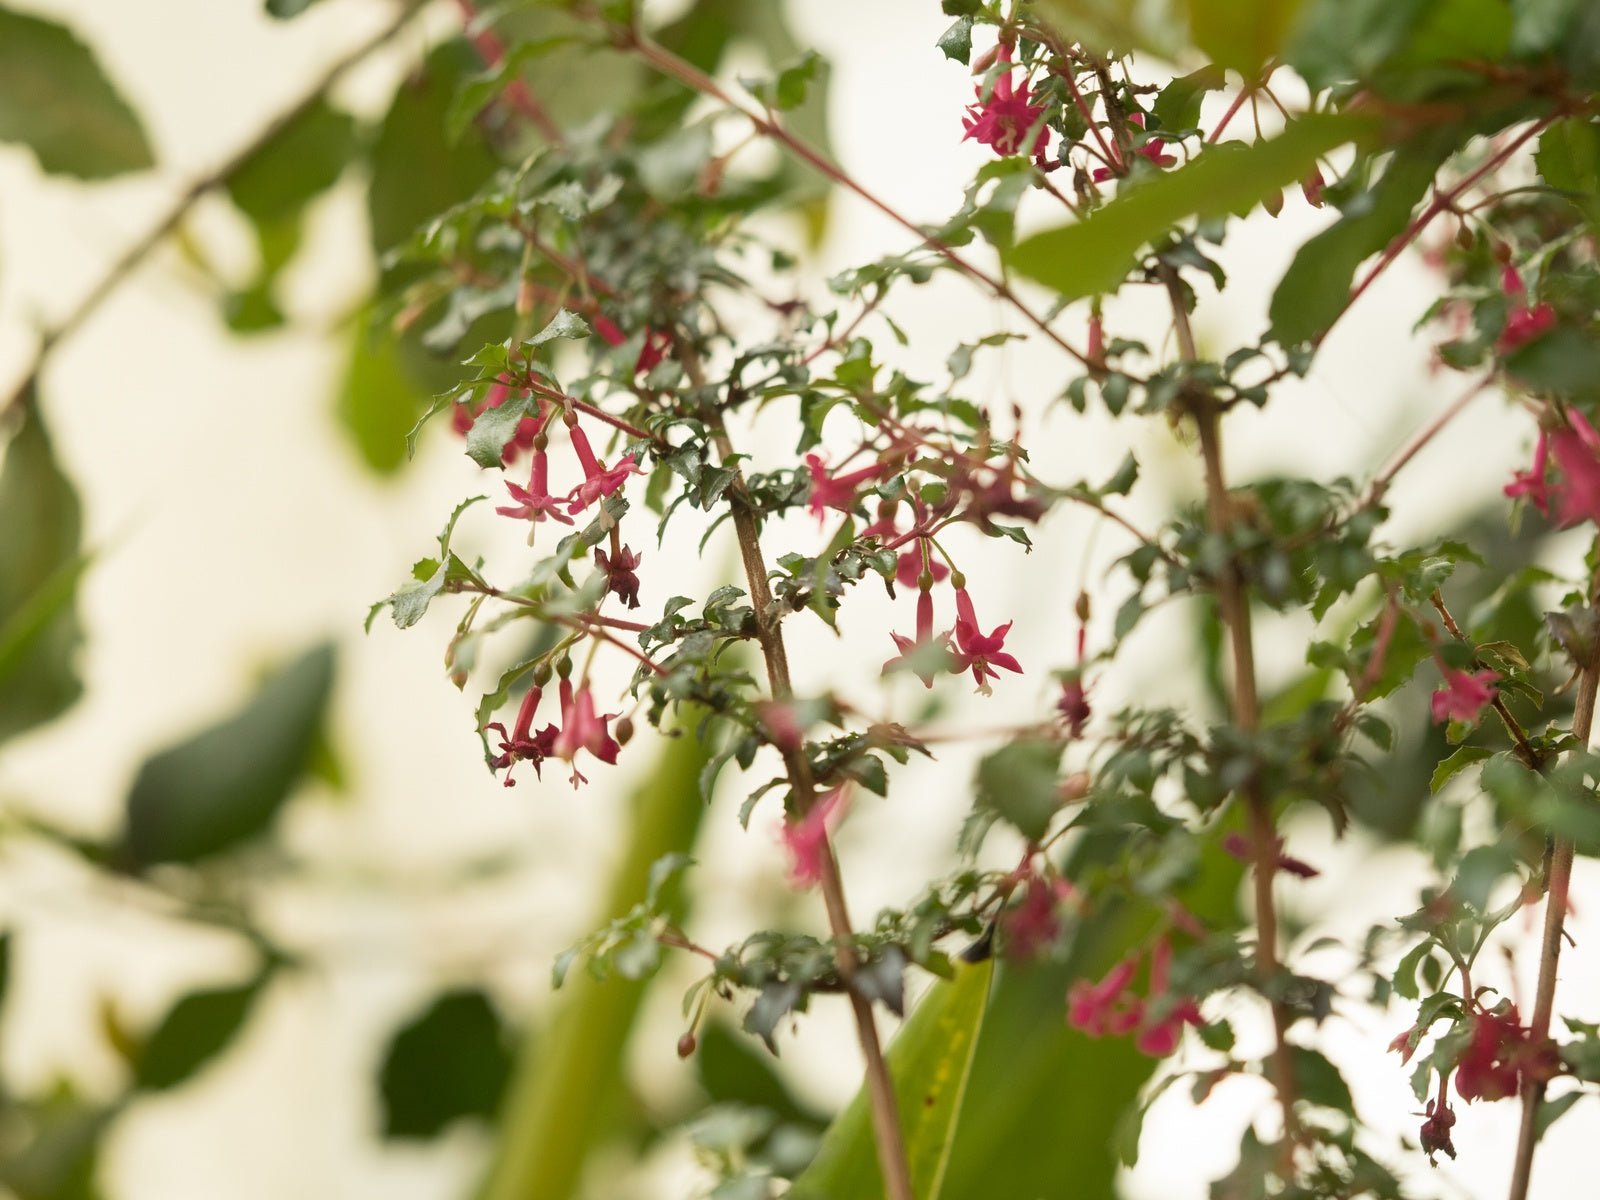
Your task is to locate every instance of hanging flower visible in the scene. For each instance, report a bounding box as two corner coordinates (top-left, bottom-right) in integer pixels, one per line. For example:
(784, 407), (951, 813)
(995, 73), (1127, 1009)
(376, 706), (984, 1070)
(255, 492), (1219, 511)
(1503, 431), (1551, 517)
(486, 683), (558, 787)
(804, 453), (886, 522)
(566, 423), (641, 515)
(1430, 667), (1499, 725)
(595, 544), (643, 608)
(1496, 267), (1557, 355)
(1549, 410), (1600, 527)
(951, 587), (1023, 691)
(550, 678), (622, 786)
(961, 44), (1049, 159)
(1453, 1006), (1558, 1104)
(885, 588), (953, 688)
(780, 786), (847, 889)
(497, 449), (576, 535)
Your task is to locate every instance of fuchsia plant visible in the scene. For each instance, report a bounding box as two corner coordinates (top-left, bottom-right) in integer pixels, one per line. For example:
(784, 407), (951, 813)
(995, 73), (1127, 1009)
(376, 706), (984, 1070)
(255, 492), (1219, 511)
(350, 2), (1600, 1198)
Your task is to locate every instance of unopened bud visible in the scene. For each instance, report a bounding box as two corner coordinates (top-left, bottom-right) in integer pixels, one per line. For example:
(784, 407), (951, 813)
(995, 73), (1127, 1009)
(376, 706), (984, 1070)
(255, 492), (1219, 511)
(555, 656), (573, 678)
(615, 716), (635, 746)
(1059, 771), (1092, 803)
(533, 661), (553, 686)
(1262, 188), (1284, 219)
(677, 1032), (697, 1059)
(1074, 592), (1091, 623)
(1456, 223), (1475, 252)
(949, 569), (968, 591)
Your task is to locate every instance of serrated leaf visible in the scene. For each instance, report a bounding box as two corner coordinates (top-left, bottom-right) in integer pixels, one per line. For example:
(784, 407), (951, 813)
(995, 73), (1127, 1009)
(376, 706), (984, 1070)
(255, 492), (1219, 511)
(1006, 115), (1372, 302)
(122, 644), (336, 868)
(524, 307), (590, 349)
(1431, 744), (1494, 793)
(787, 958), (994, 1200)
(465, 392), (537, 468)
(0, 6), (154, 178)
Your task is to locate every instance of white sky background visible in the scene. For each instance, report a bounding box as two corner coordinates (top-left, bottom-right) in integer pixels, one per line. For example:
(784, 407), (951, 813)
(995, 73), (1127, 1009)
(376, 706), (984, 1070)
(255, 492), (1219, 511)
(0, 0), (1595, 1197)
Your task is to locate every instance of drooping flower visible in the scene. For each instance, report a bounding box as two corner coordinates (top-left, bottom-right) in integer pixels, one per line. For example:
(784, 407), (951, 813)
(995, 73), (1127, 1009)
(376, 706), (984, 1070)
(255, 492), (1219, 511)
(1068, 938), (1203, 1057)
(952, 587), (1023, 691)
(804, 453), (885, 522)
(1067, 956), (1143, 1037)
(486, 683), (558, 787)
(566, 423), (641, 515)
(1453, 1006), (1558, 1104)
(1092, 112), (1176, 182)
(961, 44), (1048, 159)
(497, 449), (575, 535)
(885, 588), (952, 689)
(550, 678), (621, 786)
(1496, 267), (1557, 355)
(1419, 1097), (1458, 1165)
(1134, 937), (1205, 1057)
(1504, 431), (1551, 517)
(1002, 872), (1074, 961)
(1549, 410), (1600, 527)
(1429, 667), (1500, 726)
(781, 786), (847, 889)
(595, 544), (643, 608)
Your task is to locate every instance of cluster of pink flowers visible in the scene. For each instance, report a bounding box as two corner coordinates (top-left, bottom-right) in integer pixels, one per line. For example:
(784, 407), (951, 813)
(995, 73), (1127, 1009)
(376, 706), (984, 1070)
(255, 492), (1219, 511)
(487, 673), (623, 788)
(1067, 936), (1204, 1057)
(1504, 407), (1600, 528)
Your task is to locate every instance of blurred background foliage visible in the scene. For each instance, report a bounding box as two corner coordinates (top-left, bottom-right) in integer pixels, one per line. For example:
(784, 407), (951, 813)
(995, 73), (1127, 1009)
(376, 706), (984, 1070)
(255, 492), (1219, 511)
(0, 0), (1589, 1198)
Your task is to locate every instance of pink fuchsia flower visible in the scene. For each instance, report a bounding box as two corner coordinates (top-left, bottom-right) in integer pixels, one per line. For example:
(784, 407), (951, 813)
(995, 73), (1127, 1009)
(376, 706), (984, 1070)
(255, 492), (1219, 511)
(550, 678), (621, 786)
(1419, 1098), (1457, 1165)
(952, 587), (1023, 691)
(594, 544), (643, 609)
(1550, 410), (1600, 527)
(497, 449), (576, 534)
(1133, 937), (1204, 1057)
(780, 786), (847, 889)
(1453, 1006), (1557, 1104)
(1504, 430), (1551, 517)
(1389, 1026), (1421, 1066)
(1429, 667), (1500, 725)
(1002, 872), (1075, 961)
(961, 44), (1049, 159)
(565, 423), (641, 515)
(884, 588), (952, 689)
(634, 328), (673, 377)
(1067, 956), (1143, 1037)
(1496, 266), (1557, 355)
(486, 683), (558, 787)
(804, 453), (885, 522)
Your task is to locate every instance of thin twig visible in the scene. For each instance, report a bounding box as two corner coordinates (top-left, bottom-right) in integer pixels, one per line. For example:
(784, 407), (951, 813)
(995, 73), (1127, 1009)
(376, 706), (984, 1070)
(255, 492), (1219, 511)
(0, 0), (430, 422)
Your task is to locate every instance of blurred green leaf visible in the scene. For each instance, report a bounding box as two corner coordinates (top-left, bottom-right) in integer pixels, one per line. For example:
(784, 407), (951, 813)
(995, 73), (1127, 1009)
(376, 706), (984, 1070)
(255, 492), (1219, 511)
(369, 42), (500, 255)
(226, 100), (356, 226)
(122, 644), (336, 868)
(380, 989), (513, 1139)
(0, 396), (86, 746)
(1537, 117), (1600, 234)
(696, 1021), (825, 1130)
(1006, 115), (1371, 302)
(1185, 0), (1306, 77)
(134, 973), (270, 1091)
(266, 0), (327, 17)
(0, 6), (153, 178)
(481, 705), (714, 1200)
(787, 958), (994, 1200)
(0, 1092), (112, 1200)
(975, 739), (1064, 842)
(1035, 0), (1185, 59)
(1152, 64), (1227, 133)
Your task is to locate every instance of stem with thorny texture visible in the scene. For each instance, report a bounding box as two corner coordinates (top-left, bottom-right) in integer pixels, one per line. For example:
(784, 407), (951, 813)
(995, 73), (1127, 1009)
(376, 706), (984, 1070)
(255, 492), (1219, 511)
(679, 347), (915, 1200)
(1160, 267), (1302, 1163)
(0, 0), (429, 423)
(1507, 561), (1600, 1200)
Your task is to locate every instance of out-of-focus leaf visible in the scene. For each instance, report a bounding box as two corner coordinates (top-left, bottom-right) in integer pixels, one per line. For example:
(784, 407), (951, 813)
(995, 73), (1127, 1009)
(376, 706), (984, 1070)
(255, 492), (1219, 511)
(121, 644), (336, 868)
(380, 989), (513, 1139)
(1267, 133), (1455, 345)
(1536, 117), (1600, 234)
(787, 958), (994, 1200)
(369, 42), (500, 255)
(1005, 115), (1371, 302)
(696, 1021), (825, 1129)
(133, 972), (270, 1091)
(1185, 0), (1307, 77)
(481, 704), (715, 1200)
(0, 1093), (113, 1200)
(226, 99), (356, 226)
(0, 6), (153, 178)
(1034, 0), (1186, 59)
(975, 739), (1064, 842)
(0, 396), (86, 746)
(266, 0), (327, 17)
(336, 311), (431, 474)
(1152, 64), (1227, 134)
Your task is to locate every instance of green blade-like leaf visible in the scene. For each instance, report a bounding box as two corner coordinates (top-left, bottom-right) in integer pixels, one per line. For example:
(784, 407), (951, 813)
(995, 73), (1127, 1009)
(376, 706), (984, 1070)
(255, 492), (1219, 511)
(0, 395), (86, 746)
(0, 6), (154, 178)
(786, 957), (994, 1200)
(480, 707), (714, 1200)
(121, 644), (336, 868)
(134, 972), (271, 1091)
(1005, 114), (1372, 302)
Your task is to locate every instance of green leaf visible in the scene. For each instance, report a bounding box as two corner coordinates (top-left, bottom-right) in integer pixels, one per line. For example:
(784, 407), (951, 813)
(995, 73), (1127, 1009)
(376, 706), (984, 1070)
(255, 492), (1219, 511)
(1005, 115), (1371, 302)
(266, 0), (326, 16)
(936, 17), (975, 64)
(0, 6), (154, 178)
(134, 973), (270, 1091)
(975, 739), (1065, 843)
(1431, 744), (1494, 793)
(1035, 0), (1186, 59)
(368, 42), (499, 254)
(1536, 118), (1600, 234)
(336, 310), (430, 475)
(1268, 131), (1458, 345)
(0, 397), (86, 746)
(1185, 0), (1307, 77)
(524, 308), (590, 350)
(122, 644), (336, 868)
(787, 958), (994, 1200)
(696, 1021), (824, 1129)
(1152, 64), (1227, 133)
(1292, 1046), (1354, 1113)
(380, 989), (512, 1139)
(481, 702), (716, 1200)
(465, 392), (537, 469)
(225, 99), (356, 226)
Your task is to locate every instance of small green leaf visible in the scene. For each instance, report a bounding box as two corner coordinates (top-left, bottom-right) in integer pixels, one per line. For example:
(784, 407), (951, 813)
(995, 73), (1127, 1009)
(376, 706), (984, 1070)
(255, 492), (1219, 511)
(135, 973), (270, 1091)
(936, 17), (974, 63)
(1006, 115), (1371, 302)
(465, 392), (537, 468)
(1430, 745), (1494, 793)
(1536, 118), (1600, 233)
(1152, 64), (1227, 133)
(379, 989), (512, 1139)
(788, 958), (994, 1200)
(336, 312), (430, 475)
(1292, 1045), (1353, 1113)
(122, 644), (336, 868)
(265, 0), (327, 16)
(225, 99), (356, 226)
(0, 6), (154, 178)
(524, 308), (590, 350)
(975, 739), (1065, 842)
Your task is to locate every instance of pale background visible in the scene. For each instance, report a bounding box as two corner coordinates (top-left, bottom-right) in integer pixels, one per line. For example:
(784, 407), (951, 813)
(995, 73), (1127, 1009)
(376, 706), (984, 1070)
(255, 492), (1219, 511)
(0, 1), (1592, 1197)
